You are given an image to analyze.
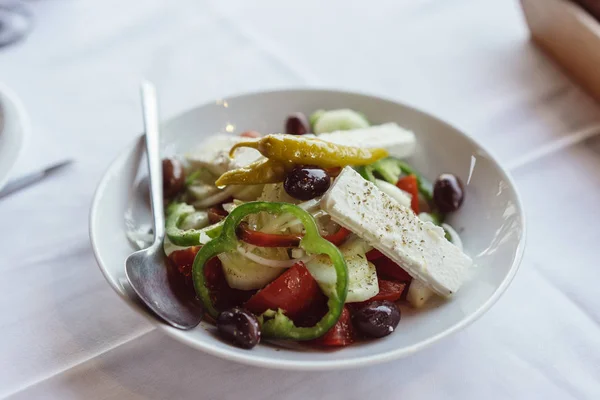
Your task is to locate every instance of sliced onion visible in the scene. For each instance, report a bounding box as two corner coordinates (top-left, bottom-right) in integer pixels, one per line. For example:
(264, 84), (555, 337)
(280, 210), (327, 231)
(261, 197), (322, 233)
(298, 197), (322, 210)
(291, 248), (306, 259)
(442, 223), (463, 250)
(236, 245), (314, 268)
(222, 202), (236, 213)
(193, 186), (238, 209)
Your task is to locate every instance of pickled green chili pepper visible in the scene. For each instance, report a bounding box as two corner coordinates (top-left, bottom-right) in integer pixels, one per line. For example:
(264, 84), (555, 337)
(165, 203), (224, 246)
(215, 158), (289, 187)
(192, 201), (349, 341)
(229, 134), (388, 169)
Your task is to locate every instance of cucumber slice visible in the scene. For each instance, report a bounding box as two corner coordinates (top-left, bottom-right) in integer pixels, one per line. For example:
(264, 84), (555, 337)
(306, 237), (378, 302)
(218, 250), (286, 290)
(312, 109), (370, 134)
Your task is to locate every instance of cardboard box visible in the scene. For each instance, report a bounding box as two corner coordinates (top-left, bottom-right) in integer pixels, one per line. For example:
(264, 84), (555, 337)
(521, 0), (600, 102)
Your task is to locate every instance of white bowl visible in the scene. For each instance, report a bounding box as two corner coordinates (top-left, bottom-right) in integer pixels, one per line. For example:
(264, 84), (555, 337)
(90, 89), (525, 370)
(0, 83), (28, 190)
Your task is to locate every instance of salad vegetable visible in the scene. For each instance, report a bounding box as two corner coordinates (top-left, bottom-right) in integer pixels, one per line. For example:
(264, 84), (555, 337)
(229, 134), (387, 167)
(154, 107), (472, 350)
(360, 157), (434, 203)
(310, 109), (370, 134)
(166, 203), (224, 246)
(192, 201), (349, 341)
(213, 158), (289, 187)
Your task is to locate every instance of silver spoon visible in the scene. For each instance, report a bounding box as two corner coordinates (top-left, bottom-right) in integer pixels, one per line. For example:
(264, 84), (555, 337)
(125, 81), (203, 329)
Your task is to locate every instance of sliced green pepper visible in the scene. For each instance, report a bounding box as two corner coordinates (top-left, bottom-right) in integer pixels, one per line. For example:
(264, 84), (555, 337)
(355, 165), (377, 182)
(166, 203), (224, 246)
(192, 201), (348, 341)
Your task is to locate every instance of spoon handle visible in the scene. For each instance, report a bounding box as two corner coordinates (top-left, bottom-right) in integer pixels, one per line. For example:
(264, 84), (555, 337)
(140, 81), (166, 244)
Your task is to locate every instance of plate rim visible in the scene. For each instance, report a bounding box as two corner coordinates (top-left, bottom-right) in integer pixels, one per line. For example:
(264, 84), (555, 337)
(0, 82), (29, 191)
(89, 87), (527, 370)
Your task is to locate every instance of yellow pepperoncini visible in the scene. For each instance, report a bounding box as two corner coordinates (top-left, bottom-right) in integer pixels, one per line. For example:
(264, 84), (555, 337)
(229, 134), (387, 168)
(215, 134), (388, 186)
(215, 158), (289, 187)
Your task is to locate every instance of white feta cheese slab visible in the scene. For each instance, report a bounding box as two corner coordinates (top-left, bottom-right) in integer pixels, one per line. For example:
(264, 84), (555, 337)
(318, 123), (416, 159)
(186, 134), (262, 176)
(321, 167), (472, 296)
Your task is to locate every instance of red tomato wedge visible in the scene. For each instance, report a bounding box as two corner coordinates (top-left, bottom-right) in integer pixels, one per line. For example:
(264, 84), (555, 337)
(237, 223), (302, 247)
(168, 247), (224, 287)
(208, 205), (228, 224)
(245, 261), (321, 319)
(323, 226), (351, 246)
(372, 256), (413, 282)
(168, 246), (201, 282)
(314, 305), (354, 347)
(366, 249), (384, 261)
(168, 247), (254, 309)
(369, 279), (407, 302)
(237, 224), (351, 248)
(325, 167), (342, 177)
(396, 174), (419, 214)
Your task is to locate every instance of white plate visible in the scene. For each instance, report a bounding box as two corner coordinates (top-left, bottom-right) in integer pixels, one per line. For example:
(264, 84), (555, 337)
(0, 83), (28, 190)
(90, 89), (526, 370)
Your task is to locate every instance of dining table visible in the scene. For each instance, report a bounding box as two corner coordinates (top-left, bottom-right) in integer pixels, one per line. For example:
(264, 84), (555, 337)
(1, 0), (599, 399)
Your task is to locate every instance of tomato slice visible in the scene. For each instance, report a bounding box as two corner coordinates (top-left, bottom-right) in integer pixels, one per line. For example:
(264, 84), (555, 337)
(323, 226), (351, 246)
(313, 305), (354, 346)
(372, 256), (413, 282)
(237, 224), (351, 248)
(245, 261), (321, 319)
(168, 246), (201, 283)
(208, 205), (229, 224)
(396, 174), (419, 214)
(350, 279), (407, 308)
(325, 167), (342, 177)
(366, 248), (384, 261)
(237, 223), (302, 247)
(168, 247), (254, 309)
(370, 279), (407, 302)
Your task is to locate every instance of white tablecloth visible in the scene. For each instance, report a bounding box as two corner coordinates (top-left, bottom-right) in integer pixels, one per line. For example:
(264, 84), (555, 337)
(1, 0), (600, 398)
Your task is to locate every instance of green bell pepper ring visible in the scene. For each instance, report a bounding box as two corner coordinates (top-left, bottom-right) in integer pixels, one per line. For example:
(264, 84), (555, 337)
(165, 202), (223, 246)
(192, 201), (349, 341)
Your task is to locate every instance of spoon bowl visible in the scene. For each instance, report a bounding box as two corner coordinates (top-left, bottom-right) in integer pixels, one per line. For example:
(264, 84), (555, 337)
(125, 244), (203, 329)
(124, 81), (203, 330)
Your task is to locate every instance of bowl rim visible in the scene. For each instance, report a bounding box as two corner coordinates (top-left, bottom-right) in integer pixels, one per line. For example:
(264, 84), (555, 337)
(89, 87), (527, 370)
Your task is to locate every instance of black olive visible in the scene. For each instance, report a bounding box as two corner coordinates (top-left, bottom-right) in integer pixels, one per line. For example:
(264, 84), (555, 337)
(285, 112), (310, 135)
(433, 173), (465, 213)
(162, 158), (186, 198)
(353, 300), (400, 338)
(217, 308), (261, 349)
(284, 165), (331, 200)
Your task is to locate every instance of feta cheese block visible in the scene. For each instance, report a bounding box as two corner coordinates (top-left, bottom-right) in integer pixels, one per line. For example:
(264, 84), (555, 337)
(318, 123), (416, 159)
(186, 134), (262, 176)
(321, 167), (472, 296)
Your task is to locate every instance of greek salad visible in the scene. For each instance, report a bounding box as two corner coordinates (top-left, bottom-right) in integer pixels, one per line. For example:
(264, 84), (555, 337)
(160, 108), (471, 349)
